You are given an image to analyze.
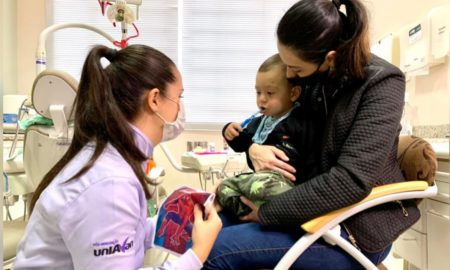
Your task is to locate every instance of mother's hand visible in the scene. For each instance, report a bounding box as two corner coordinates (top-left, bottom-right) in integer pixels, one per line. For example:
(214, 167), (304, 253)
(248, 144), (296, 181)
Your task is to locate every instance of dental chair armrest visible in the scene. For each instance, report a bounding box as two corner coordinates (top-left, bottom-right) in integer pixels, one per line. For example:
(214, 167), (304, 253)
(301, 181), (435, 234)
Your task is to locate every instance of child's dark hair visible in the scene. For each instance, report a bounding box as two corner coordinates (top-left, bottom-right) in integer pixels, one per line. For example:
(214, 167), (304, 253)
(30, 44), (176, 213)
(277, 0), (370, 79)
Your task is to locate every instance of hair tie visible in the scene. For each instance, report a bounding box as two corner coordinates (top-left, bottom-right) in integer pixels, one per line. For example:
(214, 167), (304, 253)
(105, 49), (118, 62)
(332, 0), (342, 9)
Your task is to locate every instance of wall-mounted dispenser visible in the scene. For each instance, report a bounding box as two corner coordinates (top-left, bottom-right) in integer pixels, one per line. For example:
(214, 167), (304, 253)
(399, 17), (431, 74)
(399, 4), (449, 77)
(371, 33), (400, 67)
(429, 4), (449, 60)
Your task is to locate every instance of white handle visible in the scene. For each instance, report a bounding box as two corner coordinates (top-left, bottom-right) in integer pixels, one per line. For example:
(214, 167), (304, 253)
(36, 23), (116, 75)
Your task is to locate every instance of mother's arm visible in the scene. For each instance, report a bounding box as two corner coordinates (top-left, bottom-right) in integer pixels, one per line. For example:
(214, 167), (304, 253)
(257, 68), (406, 228)
(248, 144), (297, 181)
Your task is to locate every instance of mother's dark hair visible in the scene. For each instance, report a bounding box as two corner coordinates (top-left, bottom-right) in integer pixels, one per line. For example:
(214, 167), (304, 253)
(277, 0), (370, 79)
(30, 44), (176, 213)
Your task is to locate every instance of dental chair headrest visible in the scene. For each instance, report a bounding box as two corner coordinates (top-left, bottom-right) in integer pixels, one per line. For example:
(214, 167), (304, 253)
(31, 70), (78, 120)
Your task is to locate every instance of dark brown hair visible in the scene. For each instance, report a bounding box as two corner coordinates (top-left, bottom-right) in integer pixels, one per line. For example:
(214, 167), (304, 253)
(277, 0), (370, 79)
(30, 44), (176, 214)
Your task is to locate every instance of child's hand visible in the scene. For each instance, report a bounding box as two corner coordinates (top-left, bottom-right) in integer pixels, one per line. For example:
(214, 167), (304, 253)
(239, 196), (260, 223)
(224, 122), (243, 141)
(191, 204), (222, 263)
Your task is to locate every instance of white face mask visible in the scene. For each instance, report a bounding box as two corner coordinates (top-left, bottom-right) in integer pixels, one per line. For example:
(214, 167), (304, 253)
(156, 100), (186, 142)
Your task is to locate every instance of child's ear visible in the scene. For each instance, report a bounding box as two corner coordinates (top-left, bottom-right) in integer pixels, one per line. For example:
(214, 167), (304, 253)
(147, 88), (161, 112)
(290, 86), (302, 102)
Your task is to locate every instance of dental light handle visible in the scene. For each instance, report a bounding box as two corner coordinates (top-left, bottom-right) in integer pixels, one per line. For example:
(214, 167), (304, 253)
(36, 23), (117, 75)
(103, 0), (142, 19)
(121, 21), (128, 40)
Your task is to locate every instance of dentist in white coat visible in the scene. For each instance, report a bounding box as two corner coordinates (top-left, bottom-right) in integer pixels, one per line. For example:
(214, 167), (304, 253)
(14, 44), (222, 270)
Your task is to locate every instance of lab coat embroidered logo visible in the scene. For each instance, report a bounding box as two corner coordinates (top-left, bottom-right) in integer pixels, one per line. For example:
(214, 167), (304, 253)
(93, 237), (134, 257)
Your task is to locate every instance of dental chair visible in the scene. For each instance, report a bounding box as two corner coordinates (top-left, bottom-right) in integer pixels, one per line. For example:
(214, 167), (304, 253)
(3, 94), (31, 221)
(3, 95), (31, 269)
(24, 21), (118, 192)
(2, 70), (78, 269)
(274, 135), (438, 270)
(3, 220), (27, 268)
(23, 69), (77, 190)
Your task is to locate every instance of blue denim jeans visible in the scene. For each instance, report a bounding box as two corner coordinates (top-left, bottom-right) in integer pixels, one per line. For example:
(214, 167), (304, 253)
(202, 213), (391, 270)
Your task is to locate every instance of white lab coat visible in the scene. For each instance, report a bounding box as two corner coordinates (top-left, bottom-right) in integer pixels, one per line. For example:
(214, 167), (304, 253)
(14, 125), (202, 270)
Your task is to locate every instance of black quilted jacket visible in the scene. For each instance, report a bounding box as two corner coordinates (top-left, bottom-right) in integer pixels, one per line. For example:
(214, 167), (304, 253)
(258, 55), (420, 252)
(222, 105), (321, 182)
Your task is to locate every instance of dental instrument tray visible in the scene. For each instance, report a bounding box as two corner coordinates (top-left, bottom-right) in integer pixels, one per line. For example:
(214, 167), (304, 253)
(181, 151), (247, 172)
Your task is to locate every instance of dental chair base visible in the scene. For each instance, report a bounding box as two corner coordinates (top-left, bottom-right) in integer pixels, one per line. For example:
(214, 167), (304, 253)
(3, 220), (27, 267)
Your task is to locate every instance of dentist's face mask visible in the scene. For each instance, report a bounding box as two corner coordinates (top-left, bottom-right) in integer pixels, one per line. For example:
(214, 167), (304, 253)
(156, 98), (186, 142)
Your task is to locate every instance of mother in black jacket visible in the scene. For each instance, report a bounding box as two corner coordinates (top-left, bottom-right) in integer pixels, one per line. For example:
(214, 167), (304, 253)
(203, 0), (415, 269)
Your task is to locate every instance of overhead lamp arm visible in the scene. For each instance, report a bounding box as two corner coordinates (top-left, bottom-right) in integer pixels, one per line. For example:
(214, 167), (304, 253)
(35, 23), (117, 75)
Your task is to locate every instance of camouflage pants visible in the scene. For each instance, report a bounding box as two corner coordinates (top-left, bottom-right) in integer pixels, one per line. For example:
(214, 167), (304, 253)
(216, 170), (294, 217)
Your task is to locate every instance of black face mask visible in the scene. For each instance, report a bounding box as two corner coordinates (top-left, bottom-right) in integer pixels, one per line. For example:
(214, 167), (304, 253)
(288, 66), (330, 114)
(287, 67), (329, 89)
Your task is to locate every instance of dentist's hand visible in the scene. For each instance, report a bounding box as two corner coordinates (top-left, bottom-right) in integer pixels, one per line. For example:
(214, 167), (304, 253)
(249, 143), (296, 181)
(224, 122), (243, 141)
(191, 204), (222, 263)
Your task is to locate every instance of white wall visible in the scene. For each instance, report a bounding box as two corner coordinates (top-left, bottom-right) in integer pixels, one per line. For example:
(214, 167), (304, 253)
(1, 0), (13, 262)
(367, 0), (450, 126)
(413, 63), (449, 126)
(1, 0), (46, 96)
(17, 0), (47, 95)
(367, 0), (448, 42)
(1, 0), (18, 96)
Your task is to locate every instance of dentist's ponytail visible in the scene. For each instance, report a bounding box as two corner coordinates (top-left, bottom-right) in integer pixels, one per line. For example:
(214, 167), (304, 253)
(30, 45), (176, 214)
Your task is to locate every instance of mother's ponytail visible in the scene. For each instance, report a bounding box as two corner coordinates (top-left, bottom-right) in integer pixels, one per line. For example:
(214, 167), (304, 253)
(333, 0), (370, 79)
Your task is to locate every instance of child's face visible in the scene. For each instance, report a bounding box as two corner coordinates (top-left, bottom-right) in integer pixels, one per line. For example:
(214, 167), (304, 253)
(255, 65), (295, 119)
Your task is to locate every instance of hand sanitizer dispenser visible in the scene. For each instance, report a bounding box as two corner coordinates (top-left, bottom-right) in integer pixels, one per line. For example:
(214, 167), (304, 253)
(429, 4), (449, 60)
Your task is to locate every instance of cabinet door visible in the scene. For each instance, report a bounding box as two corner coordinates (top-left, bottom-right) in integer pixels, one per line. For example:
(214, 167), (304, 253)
(393, 228), (427, 269)
(427, 200), (450, 270)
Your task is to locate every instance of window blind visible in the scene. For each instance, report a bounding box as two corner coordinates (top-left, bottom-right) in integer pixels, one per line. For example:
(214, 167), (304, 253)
(181, 0), (295, 128)
(47, 0), (178, 79)
(47, 0), (296, 129)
